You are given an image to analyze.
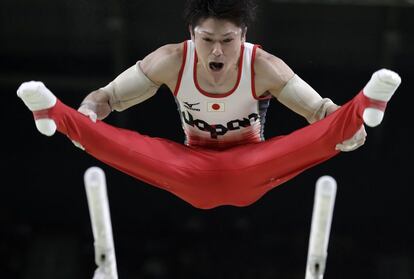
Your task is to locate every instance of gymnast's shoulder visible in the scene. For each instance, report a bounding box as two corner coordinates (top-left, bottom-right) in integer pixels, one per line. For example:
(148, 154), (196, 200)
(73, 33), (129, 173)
(140, 43), (184, 86)
(253, 47), (295, 97)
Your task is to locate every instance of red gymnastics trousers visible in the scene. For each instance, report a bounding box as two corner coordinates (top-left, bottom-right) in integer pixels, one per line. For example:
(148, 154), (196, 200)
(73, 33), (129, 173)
(34, 91), (381, 209)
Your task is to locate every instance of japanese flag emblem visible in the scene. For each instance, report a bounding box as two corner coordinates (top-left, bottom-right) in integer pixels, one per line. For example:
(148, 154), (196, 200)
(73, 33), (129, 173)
(207, 102), (225, 112)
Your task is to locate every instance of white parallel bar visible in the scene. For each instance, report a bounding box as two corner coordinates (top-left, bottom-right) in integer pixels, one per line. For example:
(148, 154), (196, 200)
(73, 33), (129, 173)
(84, 167), (118, 279)
(305, 175), (337, 279)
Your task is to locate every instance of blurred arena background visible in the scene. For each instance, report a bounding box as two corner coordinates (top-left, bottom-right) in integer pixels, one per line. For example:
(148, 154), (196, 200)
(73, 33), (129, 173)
(1, 0), (413, 278)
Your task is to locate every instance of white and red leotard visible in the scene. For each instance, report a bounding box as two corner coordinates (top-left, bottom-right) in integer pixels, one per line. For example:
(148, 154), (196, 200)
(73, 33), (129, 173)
(174, 40), (271, 149)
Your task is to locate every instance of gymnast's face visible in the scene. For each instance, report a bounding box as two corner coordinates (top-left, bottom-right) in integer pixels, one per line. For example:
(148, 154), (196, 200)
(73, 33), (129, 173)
(191, 17), (246, 81)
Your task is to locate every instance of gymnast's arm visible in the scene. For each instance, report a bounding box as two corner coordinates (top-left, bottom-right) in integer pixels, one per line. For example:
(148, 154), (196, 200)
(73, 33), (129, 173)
(77, 43), (183, 120)
(254, 48), (366, 151)
(254, 48), (339, 123)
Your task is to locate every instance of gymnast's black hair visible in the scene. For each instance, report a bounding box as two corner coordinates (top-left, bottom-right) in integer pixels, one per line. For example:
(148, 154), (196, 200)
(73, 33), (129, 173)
(183, 0), (257, 30)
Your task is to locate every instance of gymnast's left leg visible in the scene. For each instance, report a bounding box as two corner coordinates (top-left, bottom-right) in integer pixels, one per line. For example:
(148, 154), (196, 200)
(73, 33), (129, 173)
(210, 68), (402, 205)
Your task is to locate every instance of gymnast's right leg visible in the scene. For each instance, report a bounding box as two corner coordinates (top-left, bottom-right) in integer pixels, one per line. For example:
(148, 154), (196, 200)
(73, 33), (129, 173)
(16, 81), (193, 191)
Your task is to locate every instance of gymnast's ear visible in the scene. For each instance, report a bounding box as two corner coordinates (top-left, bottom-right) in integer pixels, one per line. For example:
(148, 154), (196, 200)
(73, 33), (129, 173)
(241, 27), (247, 43)
(189, 25), (195, 42)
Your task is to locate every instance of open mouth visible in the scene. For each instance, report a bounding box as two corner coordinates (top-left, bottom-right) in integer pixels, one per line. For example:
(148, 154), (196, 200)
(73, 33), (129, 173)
(209, 62), (224, 72)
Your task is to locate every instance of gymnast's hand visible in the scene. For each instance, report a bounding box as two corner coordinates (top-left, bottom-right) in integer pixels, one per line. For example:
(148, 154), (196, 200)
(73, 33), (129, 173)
(325, 105), (367, 152)
(335, 125), (367, 152)
(78, 89), (112, 121)
(72, 90), (112, 150)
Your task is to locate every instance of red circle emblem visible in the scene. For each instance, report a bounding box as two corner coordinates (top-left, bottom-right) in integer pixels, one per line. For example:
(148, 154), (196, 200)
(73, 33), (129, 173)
(212, 103), (220, 110)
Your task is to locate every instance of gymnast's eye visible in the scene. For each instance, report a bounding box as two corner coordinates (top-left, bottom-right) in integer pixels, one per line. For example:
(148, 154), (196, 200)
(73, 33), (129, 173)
(222, 38), (233, 43)
(203, 38), (213, 42)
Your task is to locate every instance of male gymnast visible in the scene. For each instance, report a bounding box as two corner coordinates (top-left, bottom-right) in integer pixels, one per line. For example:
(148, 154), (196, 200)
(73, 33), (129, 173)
(17, 0), (401, 209)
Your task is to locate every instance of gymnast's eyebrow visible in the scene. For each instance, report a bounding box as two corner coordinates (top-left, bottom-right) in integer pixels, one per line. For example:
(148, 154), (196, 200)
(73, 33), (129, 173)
(196, 28), (241, 37)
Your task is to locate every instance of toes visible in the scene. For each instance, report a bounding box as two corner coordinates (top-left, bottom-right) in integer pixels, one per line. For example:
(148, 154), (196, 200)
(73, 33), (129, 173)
(17, 81), (56, 111)
(376, 69), (401, 86)
(17, 81), (45, 97)
(364, 69), (401, 102)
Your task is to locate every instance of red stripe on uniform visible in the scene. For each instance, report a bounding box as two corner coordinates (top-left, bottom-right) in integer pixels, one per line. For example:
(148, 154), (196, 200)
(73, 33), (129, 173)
(173, 41), (188, 97)
(33, 109), (51, 120)
(360, 91), (388, 111)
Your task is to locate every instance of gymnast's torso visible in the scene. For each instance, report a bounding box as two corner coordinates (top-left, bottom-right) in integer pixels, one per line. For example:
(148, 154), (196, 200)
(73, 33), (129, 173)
(173, 40), (271, 149)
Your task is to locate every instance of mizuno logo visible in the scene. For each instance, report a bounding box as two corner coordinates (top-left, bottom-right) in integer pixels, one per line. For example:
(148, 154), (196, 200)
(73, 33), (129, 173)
(184, 102), (200, 111)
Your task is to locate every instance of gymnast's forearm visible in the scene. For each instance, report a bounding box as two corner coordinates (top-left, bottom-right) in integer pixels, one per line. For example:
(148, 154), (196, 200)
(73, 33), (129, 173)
(101, 62), (159, 112)
(276, 74), (339, 123)
(78, 61), (160, 120)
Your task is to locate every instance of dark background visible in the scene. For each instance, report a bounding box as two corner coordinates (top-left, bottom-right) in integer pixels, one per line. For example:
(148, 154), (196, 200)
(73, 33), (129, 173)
(2, 0), (413, 278)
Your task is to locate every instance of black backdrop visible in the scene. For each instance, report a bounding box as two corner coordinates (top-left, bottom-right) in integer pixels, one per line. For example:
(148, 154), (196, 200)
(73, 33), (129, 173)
(2, 0), (413, 278)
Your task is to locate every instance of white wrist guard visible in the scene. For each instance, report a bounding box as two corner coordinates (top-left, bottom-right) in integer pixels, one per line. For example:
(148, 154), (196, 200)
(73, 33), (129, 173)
(277, 74), (337, 123)
(101, 61), (159, 112)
